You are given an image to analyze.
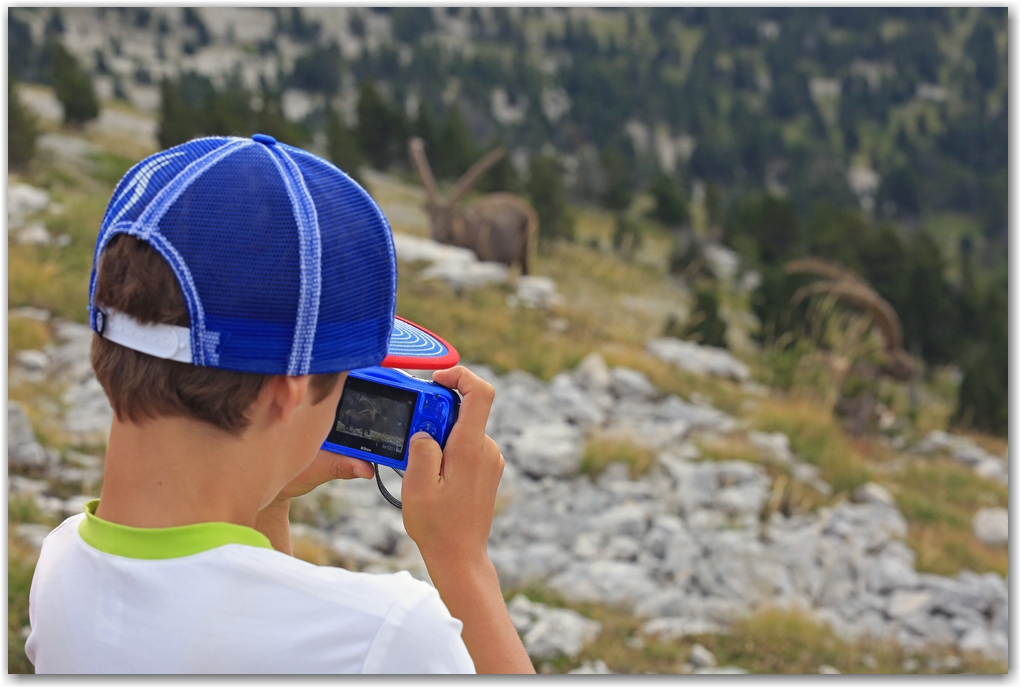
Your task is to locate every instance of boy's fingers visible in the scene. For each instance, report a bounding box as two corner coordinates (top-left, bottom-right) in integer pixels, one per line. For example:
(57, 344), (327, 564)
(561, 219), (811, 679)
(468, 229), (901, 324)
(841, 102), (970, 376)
(432, 366), (495, 437)
(327, 454), (375, 481)
(404, 431), (443, 491)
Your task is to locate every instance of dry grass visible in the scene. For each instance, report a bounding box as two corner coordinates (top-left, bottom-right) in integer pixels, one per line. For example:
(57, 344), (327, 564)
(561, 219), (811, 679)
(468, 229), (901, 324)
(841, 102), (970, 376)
(507, 586), (1005, 674)
(580, 437), (657, 479)
(8, 318), (51, 363)
(885, 456), (1008, 577)
(695, 433), (833, 517)
(751, 397), (872, 496)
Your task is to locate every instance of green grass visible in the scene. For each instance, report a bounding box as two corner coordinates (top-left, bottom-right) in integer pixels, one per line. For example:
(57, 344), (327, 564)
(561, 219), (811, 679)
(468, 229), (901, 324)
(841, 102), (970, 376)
(8, 318), (51, 364)
(8, 536), (38, 674)
(887, 456), (1008, 577)
(580, 438), (657, 479)
(752, 398), (872, 495)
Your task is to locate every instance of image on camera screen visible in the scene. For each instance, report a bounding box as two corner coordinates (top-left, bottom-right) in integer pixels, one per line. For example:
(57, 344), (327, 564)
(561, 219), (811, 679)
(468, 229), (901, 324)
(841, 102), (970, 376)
(326, 377), (417, 461)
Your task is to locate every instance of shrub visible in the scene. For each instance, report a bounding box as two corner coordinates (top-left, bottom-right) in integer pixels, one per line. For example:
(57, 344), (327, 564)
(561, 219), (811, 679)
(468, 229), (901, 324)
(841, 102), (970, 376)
(8, 75), (37, 169)
(47, 39), (98, 125)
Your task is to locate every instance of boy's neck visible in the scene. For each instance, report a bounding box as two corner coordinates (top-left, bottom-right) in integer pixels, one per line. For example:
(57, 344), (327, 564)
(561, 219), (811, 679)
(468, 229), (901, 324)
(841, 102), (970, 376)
(95, 415), (279, 530)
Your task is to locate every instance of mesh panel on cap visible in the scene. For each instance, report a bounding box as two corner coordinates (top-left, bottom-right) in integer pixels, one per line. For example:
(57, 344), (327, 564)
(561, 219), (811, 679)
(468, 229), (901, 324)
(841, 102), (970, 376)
(156, 143), (302, 373)
(285, 145), (396, 374)
(91, 136), (403, 376)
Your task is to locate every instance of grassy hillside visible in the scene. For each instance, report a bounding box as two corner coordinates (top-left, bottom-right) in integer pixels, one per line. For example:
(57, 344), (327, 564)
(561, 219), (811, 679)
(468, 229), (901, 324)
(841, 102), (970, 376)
(7, 89), (1006, 674)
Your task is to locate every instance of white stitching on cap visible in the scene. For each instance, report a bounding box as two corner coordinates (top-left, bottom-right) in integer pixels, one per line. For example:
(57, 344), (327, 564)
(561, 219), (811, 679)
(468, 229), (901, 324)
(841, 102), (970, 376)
(105, 151), (186, 229)
(136, 138), (252, 235)
(134, 138), (251, 365)
(261, 145), (322, 375)
(91, 225), (213, 366)
(284, 145), (397, 351)
(146, 232), (211, 365)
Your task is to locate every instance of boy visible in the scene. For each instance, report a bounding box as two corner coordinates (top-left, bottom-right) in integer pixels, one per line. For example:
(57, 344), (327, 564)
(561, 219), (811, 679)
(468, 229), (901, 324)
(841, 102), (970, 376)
(25, 134), (534, 674)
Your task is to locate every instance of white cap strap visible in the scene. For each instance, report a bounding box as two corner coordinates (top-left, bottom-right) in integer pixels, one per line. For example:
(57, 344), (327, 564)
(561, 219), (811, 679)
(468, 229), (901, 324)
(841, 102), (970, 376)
(97, 308), (193, 363)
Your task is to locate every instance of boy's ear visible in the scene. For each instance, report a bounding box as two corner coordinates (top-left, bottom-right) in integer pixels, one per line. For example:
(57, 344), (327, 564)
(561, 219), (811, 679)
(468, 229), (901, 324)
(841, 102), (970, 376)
(260, 375), (311, 425)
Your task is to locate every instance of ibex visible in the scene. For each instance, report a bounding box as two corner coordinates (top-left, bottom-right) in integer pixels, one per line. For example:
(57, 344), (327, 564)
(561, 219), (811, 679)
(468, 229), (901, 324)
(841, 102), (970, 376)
(784, 257), (915, 381)
(408, 136), (538, 275)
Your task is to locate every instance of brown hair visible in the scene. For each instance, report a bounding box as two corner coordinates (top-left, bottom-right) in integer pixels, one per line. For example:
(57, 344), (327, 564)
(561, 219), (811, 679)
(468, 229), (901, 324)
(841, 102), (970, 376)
(91, 234), (341, 435)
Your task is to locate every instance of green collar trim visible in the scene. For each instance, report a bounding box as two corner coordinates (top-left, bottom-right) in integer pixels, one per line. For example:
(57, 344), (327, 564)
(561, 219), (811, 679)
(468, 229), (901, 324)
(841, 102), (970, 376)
(78, 500), (273, 559)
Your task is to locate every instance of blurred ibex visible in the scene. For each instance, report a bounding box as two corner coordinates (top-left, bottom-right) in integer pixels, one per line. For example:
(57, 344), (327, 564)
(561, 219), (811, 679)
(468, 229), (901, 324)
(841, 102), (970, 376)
(408, 136), (538, 275)
(784, 257), (915, 381)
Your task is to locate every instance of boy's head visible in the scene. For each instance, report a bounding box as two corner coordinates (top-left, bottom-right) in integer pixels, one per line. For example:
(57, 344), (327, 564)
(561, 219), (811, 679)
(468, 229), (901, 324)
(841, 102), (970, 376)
(90, 134), (458, 435)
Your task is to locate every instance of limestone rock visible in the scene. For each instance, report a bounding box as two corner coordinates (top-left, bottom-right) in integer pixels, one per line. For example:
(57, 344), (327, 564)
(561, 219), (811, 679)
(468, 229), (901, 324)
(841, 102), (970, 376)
(573, 352), (612, 394)
(569, 659), (613, 674)
(8, 402), (46, 469)
(547, 560), (661, 610)
(972, 508), (1008, 547)
(748, 430), (795, 465)
(646, 337), (751, 382)
(854, 482), (895, 507)
(609, 367), (658, 401)
(515, 276), (563, 309)
(689, 644), (717, 668)
(507, 594), (602, 660)
(504, 423), (585, 478)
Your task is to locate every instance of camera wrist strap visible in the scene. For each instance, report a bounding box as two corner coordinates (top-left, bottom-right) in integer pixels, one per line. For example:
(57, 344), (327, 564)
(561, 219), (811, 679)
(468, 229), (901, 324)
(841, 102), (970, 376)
(374, 464), (404, 509)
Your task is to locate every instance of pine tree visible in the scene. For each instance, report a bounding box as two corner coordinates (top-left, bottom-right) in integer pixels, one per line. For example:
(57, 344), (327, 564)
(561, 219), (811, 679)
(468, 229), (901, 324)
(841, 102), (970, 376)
(526, 153), (574, 242)
(254, 85), (304, 145)
(435, 105), (477, 181)
(326, 104), (366, 188)
(356, 81), (398, 170)
(680, 285), (729, 348)
(599, 147), (633, 211)
(47, 39), (99, 125)
(8, 74), (38, 170)
(412, 100), (439, 152)
(158, 78), (195, 148)
(475, 137), (522, 194)
(648, 174), (688, 227)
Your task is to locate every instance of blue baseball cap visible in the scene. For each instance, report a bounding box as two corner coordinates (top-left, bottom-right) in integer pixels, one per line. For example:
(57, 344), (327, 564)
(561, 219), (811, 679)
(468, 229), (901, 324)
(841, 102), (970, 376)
(88, 134), (459, 374)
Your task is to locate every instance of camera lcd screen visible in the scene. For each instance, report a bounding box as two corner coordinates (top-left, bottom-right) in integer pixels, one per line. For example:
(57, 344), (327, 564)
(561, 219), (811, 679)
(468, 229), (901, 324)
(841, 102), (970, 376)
(326, 376), (417, 461)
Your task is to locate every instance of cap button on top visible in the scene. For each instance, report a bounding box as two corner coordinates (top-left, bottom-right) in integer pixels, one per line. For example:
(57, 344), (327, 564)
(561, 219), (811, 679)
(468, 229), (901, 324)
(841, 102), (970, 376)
(252, 133), (277, 146)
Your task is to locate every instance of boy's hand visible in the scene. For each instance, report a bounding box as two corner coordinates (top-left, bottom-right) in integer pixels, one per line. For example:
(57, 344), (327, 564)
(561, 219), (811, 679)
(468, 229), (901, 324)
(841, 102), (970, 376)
(400, 366), (533, 673)
(270, 450), (374, 505)
(402, 365), (504, 570)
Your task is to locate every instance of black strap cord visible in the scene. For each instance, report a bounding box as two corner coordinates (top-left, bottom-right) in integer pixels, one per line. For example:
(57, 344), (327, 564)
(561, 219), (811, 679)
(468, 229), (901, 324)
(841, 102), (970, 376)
(375, 464), (404, 509)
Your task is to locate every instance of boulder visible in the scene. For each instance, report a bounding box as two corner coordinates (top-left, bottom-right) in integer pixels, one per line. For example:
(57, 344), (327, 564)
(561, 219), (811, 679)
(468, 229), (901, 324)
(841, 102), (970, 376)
(573, 352), (612, 394)
(489, 542), (573, 589)
(854, 482), (896, 507)
(689, 643), (717, 668)
(639, 617), (727, 640)
(609, 367), (658, 401)
(547, 561), (661, 609)
(8, 402), (46, 469)
(422, 259), (509, 290)
(15, 349), (50, 373)
(569, 659), (613, 674)
(15, 523), (53, 550)
(507, 594), (602, 660)
(548, 372), (608, 428)
(8, 183), (50, 226)
(504, 423), (585, 478)
(515, 276), (563, 309)
(748, 430), (795, 465)
(972, 508), (1008, 547)
(645, 337), (751, 382)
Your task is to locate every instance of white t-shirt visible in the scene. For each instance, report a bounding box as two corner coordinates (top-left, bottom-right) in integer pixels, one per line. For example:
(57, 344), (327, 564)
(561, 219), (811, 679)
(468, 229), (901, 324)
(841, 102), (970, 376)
(26, 503), (475, 674)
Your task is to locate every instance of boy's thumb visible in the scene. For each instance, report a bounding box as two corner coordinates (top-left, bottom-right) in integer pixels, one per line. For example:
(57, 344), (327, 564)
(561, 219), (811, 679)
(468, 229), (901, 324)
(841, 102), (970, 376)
(404, 431), (443, 486)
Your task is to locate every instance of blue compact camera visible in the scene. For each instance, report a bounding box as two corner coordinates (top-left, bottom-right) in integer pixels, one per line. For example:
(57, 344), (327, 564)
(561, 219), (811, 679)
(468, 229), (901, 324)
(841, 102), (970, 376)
(322, 367), (460, 473)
